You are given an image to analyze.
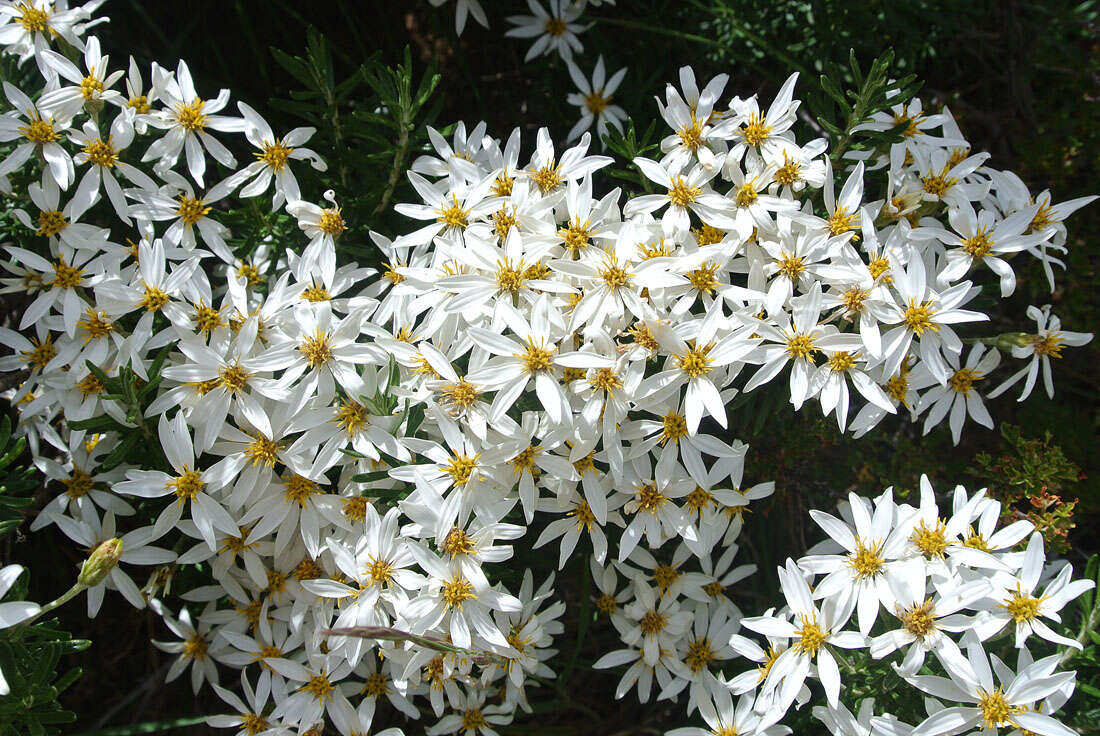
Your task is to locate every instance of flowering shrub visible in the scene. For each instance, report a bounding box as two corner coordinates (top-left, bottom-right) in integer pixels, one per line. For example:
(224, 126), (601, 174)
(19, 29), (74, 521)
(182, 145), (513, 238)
(0, 1), (1096, 735)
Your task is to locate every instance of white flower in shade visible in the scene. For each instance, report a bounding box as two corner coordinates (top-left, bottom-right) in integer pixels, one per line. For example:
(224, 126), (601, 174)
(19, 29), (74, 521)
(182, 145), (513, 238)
(666, 689), (762, 736)
(68, 114), (157, 223)
(934, 201), (1044, 297)
(972, 532), (1094, 650)
(877, 252), (986, 384)
(141, 60), (243, 185)
(0, 565), (39, 630)
(505, 0), (587, 61)
(428, 0), (488, 35)
(37, 36), (122, 120)
(565, 56), (627, 143)
(400, 548), (521, 651)
(593, 642), (678, 703)
(523, 127), (612, 199)
(208, 672), (288, 736)
(915, 343), (999, 445)
(0, 564), (40, 696)
(151, 601), (232, 693)
(113, 413), (238, 551)
(218, 101), (326, 209)
(394, 170), (497, 247)
(126, 171), (234, 260)
(0, 82), (75, 188)
(625, 159), (735, 236)
(744, 283), (862, 410)
(658, 66), (733, 172)
(740, 559), (865, 710)
(869, 562), (991, 676)
(988, 304), (1092, 402)
(800, 489), (914, 636)
(726, 72), (801, 165)
(427, 685), (513, 736)
(907, 638), (1078, 736)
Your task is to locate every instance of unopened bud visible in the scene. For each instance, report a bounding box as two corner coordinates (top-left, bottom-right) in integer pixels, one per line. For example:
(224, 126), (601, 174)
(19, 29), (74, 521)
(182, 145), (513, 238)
(78, 538), (122, 587)
(993, 332), (1031, 351)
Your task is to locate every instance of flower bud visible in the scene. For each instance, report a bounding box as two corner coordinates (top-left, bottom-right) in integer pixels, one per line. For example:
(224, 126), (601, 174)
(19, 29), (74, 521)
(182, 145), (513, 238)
(994, 332), (1031, 351)
(78, 538), (122, 587)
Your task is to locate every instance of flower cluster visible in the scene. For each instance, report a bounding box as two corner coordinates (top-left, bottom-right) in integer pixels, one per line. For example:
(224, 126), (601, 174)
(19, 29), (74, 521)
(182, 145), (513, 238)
(0, 1), (1093, 735)
(726, 477), (1092, 736)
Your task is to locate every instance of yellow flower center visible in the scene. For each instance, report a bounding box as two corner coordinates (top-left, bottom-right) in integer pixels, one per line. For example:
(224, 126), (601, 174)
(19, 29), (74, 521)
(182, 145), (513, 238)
(545, 16), (567, 35)
(516, 338), (556, 374)
(462, 709), (487, 731)
(140, 283), (169, 311)
(903, 300), (939, 336)
(596, 593), (617, 614)
(898, 598), (937, 638)
(569, 500), (597, 531)
(676, 342), (712, 378)
(37, 209), (67, 237)
(677, 117), (704, 151)
(776, 253), (804, 280)
(1029, 334), (1064, 358)
(176, 99), (207, 131)
(442, 576), (477, 609)
(244, 435), (282, 466)
(961, 228), (993, 259)
(78, 309), (114, 340)
(443, 453), (479, 487)
(559, 217), (595, 253)
(318, 207), (346, 236)
(1000, 584), (1044, 623)
(83, 137), (117, 167)
(794, 614), (827, 658)
(167, 469), (205, 503)
(741, 114), (772, 147)
(300, 673), (334, 701)
(978, 688), (1022, 730)
(785, 332), (817, 360)
(299, 329), (333, 369)
(668, 177), (701, 208)
(585, 90), (610, 114)
(62, 468), (94, 498)
(948, 368), (983, 395)
(283, 474), (320, 506)
(17, 4), (50, 33)
(442, 527), (477, 557)
(660, 411), (688, 443)
(847, 537), (884, 578)
(734, 181), (758, 207)
(921, 168), (958, 198)
(22, 336), (56, 369)
(639, 609), (668, 635)
(495, 257), (528, 293)
(774, 153), (801, 186)
(19, 114), (57, 144)
(176, 195), (209, 226)
(910, 518), (948, 558)
(256, 140), (293, 171)
(687, 262), (720, 294)
(685, 637), (714, 672)
(436, 196), (469, 230)
(218, 362), (252, 393)
(128, 95), (150, 114)
(828, 351), (858, 373)
(80, 74), (104, 101)
(530, 160), (564, 193)
(634, 482), (668, 514)
(827, 206), (860, 236)
(52, 258), (83, 288)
